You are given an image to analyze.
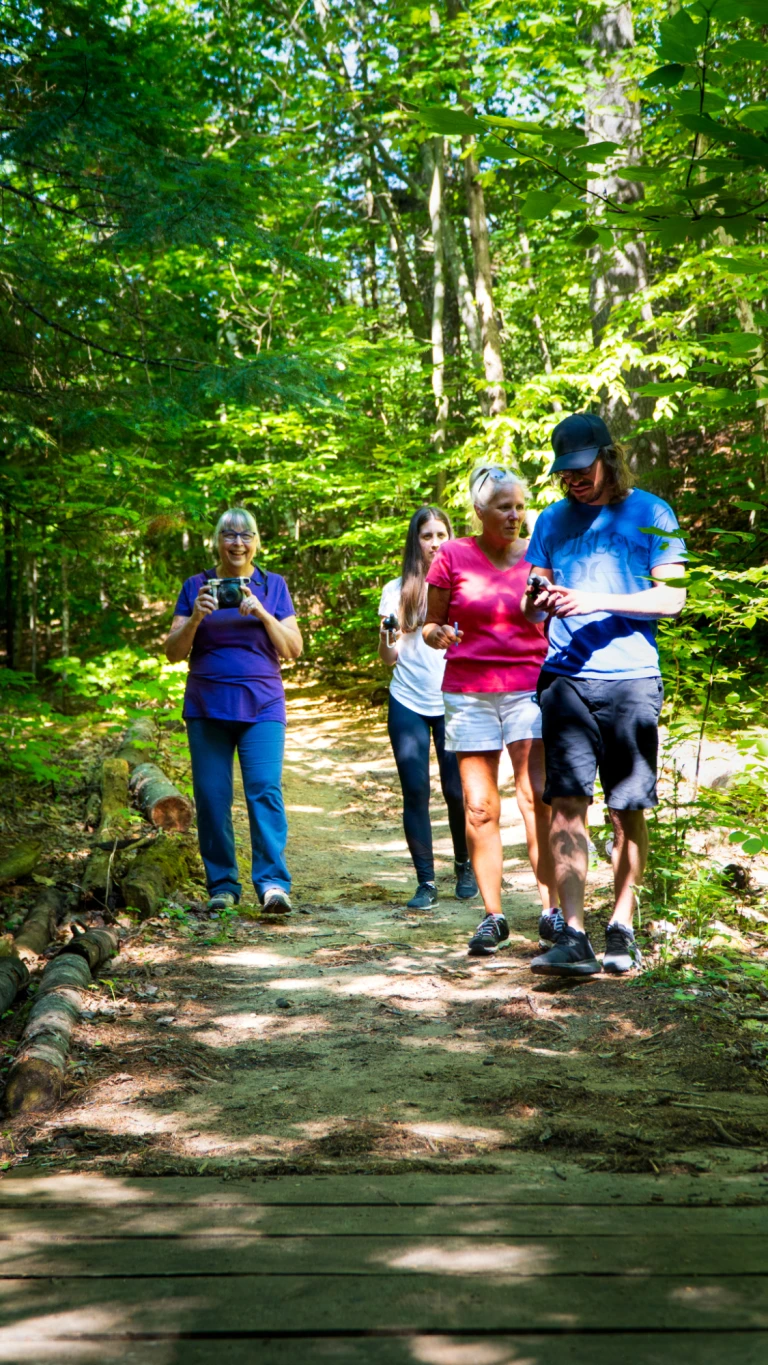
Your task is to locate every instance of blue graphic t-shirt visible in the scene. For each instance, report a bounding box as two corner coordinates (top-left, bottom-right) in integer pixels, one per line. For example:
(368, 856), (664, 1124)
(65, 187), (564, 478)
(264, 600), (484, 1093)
(526, 488), (687, 679)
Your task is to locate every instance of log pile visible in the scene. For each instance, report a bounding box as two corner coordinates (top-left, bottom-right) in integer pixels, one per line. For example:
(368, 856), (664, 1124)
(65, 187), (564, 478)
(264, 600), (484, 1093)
(4, 927), (119, 1116)
(122, 832), (199, 918)
(0, 957), (29, 1016)
(81, 757), (130, 906)
(129, 763), (194, 833)
(14, 887), (65, 963)
(114, 716), (158, 769)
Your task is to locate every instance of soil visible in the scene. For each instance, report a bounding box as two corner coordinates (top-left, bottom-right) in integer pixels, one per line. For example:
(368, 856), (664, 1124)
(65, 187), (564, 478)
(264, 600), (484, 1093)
(4, 681), (768, 1179)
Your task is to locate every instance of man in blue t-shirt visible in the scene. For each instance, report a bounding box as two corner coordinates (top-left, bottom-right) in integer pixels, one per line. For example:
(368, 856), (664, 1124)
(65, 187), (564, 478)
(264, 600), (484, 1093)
(522, 412), (687, 979)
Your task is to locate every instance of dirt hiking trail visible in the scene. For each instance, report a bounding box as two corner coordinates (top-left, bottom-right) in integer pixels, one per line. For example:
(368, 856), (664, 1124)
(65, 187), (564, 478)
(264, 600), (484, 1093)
(6, 680), (767, 1178)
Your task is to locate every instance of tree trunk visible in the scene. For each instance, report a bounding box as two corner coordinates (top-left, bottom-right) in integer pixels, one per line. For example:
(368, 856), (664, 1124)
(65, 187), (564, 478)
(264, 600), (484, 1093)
(129, 763), (194, 833)
(81, 758), (130, 906)
(0, 840), (43, 884)
(2, 501), (13, 667)
(114, 716), (158, 769)
(462, 147), (507, 416)
(519, 227), (561, 410)
(28, 555), (38, 682)
(14, 887), (64, 962)
(61, 552), (70, 659)
(443, 212), (483, 366)
(0, 957), (29, 1016)
(121, 833), (198, 920)
(426, 138), (449, 461)
(586, 2), (669, 486)
(4, 930), (117, 1116)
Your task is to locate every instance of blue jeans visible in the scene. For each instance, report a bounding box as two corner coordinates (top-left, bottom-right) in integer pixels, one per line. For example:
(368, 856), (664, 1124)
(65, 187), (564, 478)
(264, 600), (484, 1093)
(387, 694), (468, 884)
(186, 719), (290, 902)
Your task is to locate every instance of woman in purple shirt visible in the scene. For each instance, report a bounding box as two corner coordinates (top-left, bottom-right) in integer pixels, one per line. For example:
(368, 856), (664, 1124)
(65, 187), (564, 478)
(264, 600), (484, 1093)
(164, 507), (302, 914)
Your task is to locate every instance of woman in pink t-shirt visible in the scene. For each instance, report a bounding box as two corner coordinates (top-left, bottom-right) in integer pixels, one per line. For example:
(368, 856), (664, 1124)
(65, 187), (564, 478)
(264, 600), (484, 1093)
(423, 466), (558, 958)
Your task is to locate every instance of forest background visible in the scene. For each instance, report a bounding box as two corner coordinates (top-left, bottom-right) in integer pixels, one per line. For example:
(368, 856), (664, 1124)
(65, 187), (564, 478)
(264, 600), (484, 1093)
(2, 0), (768, 959)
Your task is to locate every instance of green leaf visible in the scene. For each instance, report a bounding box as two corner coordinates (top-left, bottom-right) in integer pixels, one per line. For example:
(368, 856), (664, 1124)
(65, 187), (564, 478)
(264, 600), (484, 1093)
(710, 332), (763, 354)
(741, 837), (764, 855)
(677, 114), (768, 162)
(734, 500), (767, 511)
(571, 141), (621, 163)
(520, 190), (562, 220)
(417, 106), (484, 136)
(641, 63), (687, 90)
(636, 382), (692, 396)
(717, 257), (768, 275)
(570, 225), (599, 247)
(658, 11), (703, 65)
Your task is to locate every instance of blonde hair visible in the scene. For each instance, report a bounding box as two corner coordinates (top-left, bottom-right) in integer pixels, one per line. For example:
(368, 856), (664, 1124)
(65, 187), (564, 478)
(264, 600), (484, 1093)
(210, 506), (260, 555)
(469, 465), (529, 508)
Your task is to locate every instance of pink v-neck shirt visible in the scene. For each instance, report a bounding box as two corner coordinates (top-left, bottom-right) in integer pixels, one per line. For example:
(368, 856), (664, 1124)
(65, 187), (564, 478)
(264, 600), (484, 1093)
(426, 537), (547, 694)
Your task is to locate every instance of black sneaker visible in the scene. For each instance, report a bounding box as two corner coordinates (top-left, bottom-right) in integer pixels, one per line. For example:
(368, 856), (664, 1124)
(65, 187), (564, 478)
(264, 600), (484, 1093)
(538, 908), (565, 949)
(530, 924), (602, 977)
(468, 913), (510, 957)
(407, 882), (438, 910)
(454, 860), (479, 900)
(603, 922), (642, 975)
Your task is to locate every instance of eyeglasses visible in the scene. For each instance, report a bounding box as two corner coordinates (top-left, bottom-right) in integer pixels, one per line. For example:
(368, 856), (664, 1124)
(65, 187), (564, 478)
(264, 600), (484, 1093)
(221, 531), (255, 543)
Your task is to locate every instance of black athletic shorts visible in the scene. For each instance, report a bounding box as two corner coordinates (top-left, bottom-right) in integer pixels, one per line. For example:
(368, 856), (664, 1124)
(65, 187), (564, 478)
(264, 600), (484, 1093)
(537, 670), (664, 810)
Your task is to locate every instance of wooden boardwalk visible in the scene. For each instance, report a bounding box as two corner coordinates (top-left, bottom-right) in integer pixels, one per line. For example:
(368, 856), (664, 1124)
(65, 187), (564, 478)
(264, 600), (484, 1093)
(1, 1171), (768, 1362)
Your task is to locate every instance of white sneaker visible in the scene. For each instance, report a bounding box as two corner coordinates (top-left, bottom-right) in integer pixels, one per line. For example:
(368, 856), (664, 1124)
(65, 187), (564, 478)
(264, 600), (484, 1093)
(262, 887), (292, 914)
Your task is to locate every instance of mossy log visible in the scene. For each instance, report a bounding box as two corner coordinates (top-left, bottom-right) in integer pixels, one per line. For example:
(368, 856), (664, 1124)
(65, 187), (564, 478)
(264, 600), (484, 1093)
(0, 956), (30, 1015)
(130, 762), (194, 833)
(0, 840), (43, 884)
(4, 930), (118, 1116)
(81, 758), (130, 905)
(14, 887), (65, 962)
(114, 716), (158, 769)
(121, 833), (196, 919)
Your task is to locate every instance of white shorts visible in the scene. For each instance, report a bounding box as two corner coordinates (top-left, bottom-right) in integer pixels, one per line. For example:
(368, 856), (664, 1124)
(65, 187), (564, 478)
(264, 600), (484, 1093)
(444, 690), (542, 752)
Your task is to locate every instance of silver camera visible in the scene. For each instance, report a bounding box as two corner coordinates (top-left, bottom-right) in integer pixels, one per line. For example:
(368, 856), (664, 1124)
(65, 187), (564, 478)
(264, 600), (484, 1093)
(208, 577), (251, 609)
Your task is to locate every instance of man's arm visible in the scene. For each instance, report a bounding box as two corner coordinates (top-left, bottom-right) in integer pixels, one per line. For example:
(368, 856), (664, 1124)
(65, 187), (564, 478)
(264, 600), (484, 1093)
(547, 562), (687, 620)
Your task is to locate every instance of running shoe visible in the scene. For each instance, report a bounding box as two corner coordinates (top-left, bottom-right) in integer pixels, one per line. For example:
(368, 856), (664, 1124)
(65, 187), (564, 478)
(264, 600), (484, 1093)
(407, 882), (438, 910)
(530, 924), (601, 977)
(468, 913), (510, 957)
(603, 922), (643, 975)
(262, 887), (292, 914)
(538, 907), (565, 949)
(207, 892), (237, 912)
(454, 860), (479, 900)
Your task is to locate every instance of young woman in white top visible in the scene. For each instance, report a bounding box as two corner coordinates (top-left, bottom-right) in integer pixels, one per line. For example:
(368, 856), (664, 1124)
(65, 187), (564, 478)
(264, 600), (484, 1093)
(378, 505), (478, 909)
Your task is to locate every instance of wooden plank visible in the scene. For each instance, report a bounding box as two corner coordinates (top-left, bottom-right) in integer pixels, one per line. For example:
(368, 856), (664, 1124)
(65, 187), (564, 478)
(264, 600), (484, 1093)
(3, 1273), (768, 1331)
(2, 1204), (768, 1238)
(4, 1171), (768, 1207)
(2, 1233), (768, 1278)
(1, 1335), (767, 1365)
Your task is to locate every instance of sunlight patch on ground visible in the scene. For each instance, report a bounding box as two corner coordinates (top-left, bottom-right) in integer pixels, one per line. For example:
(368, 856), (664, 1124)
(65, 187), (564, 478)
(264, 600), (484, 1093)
(203, 949), (296, 967)
(378, 1241), (552, 1276)
(400, 1035), (487, 1054)
(405, 1120), (505, 1144)
(409, 1340), (532, 1365)
(201, 1012), (331, 1042)
(0, 1307), (140, 1361)
(285, 804), (325, 813)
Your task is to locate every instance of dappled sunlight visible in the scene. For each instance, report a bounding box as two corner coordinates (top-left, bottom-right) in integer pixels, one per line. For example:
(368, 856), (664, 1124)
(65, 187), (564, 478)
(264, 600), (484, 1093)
(203, 949), (296, 968)
(409, 1341), (535, 1365)
(0, 1306), (140, 1362)
(378, 1241), (553, 1276)
(669, 1284), (744, 1311)
(199, 1011), (331, 1042)
(405, 1120), (505, 1144)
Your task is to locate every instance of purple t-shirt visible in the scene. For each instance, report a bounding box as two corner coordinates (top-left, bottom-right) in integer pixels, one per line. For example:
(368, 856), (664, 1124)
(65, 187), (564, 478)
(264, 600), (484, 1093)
(174, 568), (295, 723)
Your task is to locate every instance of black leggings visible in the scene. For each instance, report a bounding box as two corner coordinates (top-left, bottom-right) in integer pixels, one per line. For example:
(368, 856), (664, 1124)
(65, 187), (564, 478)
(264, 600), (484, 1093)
(387, 693), (468, 884)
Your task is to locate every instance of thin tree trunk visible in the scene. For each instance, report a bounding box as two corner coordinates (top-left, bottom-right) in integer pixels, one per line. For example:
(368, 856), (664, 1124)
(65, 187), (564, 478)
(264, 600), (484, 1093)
(586, 1), (668, 487)
(375, 191), (429, 347)
(3, 501), (13, 667)
(61, 553), (70, 658)
(29, 556), (38, 682)
(519, 228), (562, 411)
(463, 146), (506, 416)
(427, 138), (449, 462)
(443, 212), (483, 364)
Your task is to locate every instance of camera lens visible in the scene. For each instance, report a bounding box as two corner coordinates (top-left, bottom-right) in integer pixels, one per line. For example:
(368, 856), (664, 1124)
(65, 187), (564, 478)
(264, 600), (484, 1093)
(218, 582), (242, 609)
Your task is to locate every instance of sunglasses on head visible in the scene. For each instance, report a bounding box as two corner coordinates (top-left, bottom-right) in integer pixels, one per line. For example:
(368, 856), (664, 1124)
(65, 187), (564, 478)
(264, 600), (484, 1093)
(475, 468), (509, 494)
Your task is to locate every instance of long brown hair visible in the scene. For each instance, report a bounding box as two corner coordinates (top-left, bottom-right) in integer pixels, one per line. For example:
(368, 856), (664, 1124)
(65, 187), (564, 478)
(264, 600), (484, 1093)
(561, 442), (633, 504)
(399, 505), (453, 632)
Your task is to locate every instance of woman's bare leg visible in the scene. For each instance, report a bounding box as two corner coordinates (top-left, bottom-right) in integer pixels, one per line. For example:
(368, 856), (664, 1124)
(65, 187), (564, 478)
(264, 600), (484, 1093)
(508, 738), (558, 911)
(457, 752), (503, 916)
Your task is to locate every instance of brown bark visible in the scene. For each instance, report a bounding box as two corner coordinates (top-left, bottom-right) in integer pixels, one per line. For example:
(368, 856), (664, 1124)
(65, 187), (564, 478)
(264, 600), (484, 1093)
(463, 148), (507, 416)
(14, 887), (64, 962)
(130, 763), (194, 833)
(0, 840), (43, 884)
(61, 927), (120, 972)
(81, 758), (130, 905)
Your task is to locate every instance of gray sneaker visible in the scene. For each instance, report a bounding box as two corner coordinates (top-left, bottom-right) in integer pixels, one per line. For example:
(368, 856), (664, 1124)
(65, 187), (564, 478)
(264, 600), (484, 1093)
(603, 922), (642, 975)
(207, 892), (237, 912)
(263, 887), (292, 914)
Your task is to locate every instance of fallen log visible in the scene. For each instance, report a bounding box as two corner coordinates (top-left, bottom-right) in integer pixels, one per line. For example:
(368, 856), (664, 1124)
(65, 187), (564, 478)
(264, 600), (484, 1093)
(61, 927), (120, 972)
(121, 832), (198, 919)
(0, 957), (30, 1015)
(114, 716), (158, 769)
(4, 929), (118, 1116)
(14, 887), (65, 963)
(81, 757), (130, 906)
(0, 840), (43, 884)
(130, 762), (194, 833)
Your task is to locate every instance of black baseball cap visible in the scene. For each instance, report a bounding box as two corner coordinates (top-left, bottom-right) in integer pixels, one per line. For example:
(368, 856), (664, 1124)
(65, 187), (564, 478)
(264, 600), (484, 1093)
(550, 412), (613, 473)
